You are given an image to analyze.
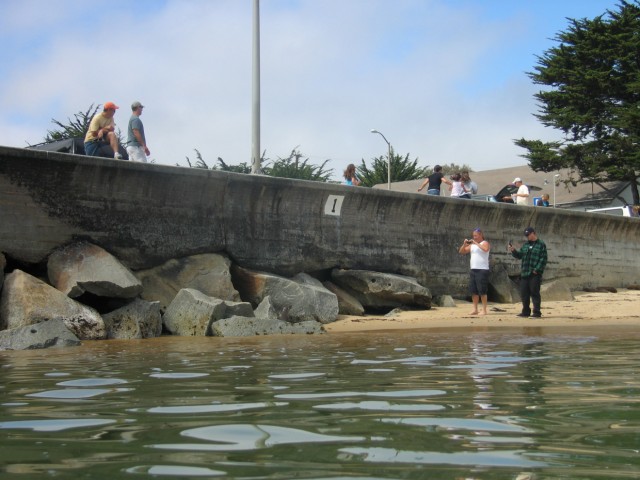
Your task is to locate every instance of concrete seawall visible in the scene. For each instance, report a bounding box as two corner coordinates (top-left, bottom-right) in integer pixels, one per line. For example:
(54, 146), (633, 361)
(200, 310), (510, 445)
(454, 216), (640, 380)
(0, 146), (638, 296)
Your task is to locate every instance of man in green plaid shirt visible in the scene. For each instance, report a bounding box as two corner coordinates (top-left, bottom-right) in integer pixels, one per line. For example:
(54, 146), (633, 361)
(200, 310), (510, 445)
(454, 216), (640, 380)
(509, 227), (548, 318)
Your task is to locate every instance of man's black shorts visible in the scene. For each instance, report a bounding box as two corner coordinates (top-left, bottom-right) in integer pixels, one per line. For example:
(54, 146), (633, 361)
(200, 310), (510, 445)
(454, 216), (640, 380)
(469, 269), (489, 295)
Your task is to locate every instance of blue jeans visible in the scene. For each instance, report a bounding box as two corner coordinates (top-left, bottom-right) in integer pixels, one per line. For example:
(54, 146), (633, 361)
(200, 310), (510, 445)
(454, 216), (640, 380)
(84, 141), (100, 157)
(427, 189), (440, 196)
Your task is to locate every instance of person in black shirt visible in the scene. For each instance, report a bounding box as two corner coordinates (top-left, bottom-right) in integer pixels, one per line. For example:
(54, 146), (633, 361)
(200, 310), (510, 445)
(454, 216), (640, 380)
(418, 165), (452, 196)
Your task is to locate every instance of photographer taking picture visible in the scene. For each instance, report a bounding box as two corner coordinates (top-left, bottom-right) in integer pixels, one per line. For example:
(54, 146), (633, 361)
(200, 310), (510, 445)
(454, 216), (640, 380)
(458, 228), (491, 316)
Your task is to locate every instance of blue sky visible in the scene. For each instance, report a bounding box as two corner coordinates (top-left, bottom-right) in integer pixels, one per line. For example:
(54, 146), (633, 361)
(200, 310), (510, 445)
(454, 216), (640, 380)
(0, 0), (619, 180)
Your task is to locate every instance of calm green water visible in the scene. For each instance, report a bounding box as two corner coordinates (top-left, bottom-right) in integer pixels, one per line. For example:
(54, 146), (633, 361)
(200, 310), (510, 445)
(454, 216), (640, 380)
(1, 327), (639, 479)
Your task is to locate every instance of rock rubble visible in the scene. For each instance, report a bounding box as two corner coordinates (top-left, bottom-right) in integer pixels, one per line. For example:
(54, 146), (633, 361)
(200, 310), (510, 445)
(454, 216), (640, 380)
(0, 241), (438, 350)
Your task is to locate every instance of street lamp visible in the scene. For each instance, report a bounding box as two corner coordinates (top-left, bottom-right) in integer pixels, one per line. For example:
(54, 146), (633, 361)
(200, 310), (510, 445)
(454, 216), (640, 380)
(370, 129), (392, 190)
(553, 174), (560, 208)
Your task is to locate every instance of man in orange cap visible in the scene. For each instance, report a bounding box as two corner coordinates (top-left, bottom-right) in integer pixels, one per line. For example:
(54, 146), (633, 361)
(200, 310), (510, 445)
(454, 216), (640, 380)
(84, 101), (123, 159)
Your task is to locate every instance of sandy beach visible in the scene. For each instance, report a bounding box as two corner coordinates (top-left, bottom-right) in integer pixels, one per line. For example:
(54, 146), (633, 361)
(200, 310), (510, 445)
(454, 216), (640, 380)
(324, 289), (640, 333)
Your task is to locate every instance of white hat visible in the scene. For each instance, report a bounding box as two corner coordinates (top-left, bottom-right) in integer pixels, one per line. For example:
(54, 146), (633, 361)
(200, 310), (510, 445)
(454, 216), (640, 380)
(513, 177), (522, 183)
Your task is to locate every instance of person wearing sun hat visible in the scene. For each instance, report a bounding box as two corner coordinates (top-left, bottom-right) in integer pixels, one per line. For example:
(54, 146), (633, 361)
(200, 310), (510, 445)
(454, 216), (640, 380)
(508, 227), (547, 318)
(84, 101), (123, 159)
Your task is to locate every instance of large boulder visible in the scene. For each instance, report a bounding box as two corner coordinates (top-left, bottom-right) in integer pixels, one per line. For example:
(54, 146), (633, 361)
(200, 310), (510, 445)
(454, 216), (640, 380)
(210, 315), (324, 337)
(48, 242), (142, 299)
(331, 269), (431, 309)
(541, 280), (575, 301)
(136, 254), (240, 310)
(0, 318), (81, 351)
(323, 280), (365, 315)
(103, 299), (162, 339)
(0, 270), (105, 340)
(163, 288), (253, 336)
(488, 263), (520, 303)
(232, 266), (339, 324)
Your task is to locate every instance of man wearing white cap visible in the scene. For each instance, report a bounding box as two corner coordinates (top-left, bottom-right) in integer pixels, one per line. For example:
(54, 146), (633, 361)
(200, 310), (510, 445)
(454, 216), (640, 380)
(126, 101), (150, 163)
(512, 177), (529, 205)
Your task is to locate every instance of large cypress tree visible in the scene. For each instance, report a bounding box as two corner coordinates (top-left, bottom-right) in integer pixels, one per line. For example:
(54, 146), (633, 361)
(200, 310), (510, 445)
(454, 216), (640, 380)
(515, 1), (640, 204)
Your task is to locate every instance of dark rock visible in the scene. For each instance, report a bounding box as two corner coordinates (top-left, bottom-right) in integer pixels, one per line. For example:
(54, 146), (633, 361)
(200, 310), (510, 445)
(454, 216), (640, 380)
(209, 315), (324, 337)
(136, 253), (240, 311)
(0, 270), (105, 340)
(48, 242), (142, 298)
(540, 280), (574, 301)
(162, 288), (254, 336)
(162, 288), (227, 336)
(323, 280), (365, 315)
(433, 295), (456, 307)
(0, 318), (81, 350)
(331, 269), (431, 309)
(488, 263), (520, 303)
(232, 266), (339, 323)
(103, 299), (162, 339)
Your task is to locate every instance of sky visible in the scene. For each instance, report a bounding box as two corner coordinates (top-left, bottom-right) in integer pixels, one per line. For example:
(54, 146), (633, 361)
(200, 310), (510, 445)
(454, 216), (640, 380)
(0, 0), (620, 180)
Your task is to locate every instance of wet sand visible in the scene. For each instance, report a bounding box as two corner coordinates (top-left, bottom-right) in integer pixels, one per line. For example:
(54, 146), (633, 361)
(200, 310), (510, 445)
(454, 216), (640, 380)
(324, 289), (640, 333)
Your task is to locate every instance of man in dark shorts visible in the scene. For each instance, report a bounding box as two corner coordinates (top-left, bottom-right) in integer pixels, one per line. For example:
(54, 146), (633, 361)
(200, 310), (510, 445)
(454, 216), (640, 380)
(458, 228), (491, 315)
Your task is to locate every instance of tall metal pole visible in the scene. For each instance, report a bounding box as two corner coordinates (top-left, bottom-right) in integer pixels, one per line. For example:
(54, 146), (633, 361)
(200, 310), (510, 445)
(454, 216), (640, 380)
(251, 0), (261, 174)
(371, 129), (392, 190)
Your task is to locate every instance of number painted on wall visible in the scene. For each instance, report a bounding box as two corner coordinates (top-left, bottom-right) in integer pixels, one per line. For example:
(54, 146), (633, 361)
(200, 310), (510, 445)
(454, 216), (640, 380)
(324, 195), (344, 216)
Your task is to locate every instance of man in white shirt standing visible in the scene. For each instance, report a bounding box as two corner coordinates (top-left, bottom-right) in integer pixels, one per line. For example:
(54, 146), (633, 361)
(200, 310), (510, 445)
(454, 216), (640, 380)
(512, 177), (530, 205)
(458, 228), (491, 316)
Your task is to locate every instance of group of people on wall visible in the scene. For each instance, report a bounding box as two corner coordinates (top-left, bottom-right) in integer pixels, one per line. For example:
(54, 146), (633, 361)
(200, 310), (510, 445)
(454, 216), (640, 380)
(344, 163), (557, 206)
(83, 100), (151, 163)
(416, 165), (478, 198)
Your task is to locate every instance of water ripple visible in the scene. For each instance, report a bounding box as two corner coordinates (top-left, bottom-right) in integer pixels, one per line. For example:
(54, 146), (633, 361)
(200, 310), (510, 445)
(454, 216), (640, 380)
(126, 465), (226, 476)
(339, 446), (548, 467)
(151, 424), (365, 451)
(0, 418), (116, 432)
(148, 401), (289, 414)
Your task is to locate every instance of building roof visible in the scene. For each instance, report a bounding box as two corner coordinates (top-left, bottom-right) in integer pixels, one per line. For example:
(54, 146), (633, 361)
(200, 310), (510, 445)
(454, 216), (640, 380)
(375, 164), (631, 209)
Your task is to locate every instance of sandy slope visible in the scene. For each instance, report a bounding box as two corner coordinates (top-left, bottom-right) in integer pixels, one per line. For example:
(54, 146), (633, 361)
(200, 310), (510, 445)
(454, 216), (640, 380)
(324, 289), (640, 333)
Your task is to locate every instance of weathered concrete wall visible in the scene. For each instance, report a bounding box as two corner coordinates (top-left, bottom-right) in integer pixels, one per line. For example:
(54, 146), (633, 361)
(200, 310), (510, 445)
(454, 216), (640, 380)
(0, 146), (638, 296)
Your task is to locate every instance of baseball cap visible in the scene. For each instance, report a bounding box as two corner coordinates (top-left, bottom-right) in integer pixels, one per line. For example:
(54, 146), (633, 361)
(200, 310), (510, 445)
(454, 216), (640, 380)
(104, 101), (119, 110)
(131, 101), (144, 109)
(524, 227), (535, 236)
(513, 177), (522, 183)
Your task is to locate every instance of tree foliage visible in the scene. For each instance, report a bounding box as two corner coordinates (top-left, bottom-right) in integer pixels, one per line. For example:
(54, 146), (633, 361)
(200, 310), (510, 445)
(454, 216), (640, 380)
(44, 104), (126, 145)
(356, 152), (430, 187)
(432, 163), (474, 177)
(45, 104), (101, 142)
(515, 0), (640, 204)
(263, 148), (333, 182)
(184, 149), (252, 173)
(185, 147), (333, 182)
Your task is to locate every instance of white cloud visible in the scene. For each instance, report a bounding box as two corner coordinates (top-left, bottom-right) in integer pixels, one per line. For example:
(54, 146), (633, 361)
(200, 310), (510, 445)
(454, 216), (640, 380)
(0, 0), (589, 178)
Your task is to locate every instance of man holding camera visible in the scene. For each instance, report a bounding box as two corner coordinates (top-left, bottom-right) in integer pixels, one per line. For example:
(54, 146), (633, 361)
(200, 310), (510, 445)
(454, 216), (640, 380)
(458, 228), (491, 316)
(508, 227), (547, 318)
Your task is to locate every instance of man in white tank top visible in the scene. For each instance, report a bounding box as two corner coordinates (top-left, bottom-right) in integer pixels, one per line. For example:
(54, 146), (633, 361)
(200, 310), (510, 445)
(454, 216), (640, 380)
(458, 228), (491, 315)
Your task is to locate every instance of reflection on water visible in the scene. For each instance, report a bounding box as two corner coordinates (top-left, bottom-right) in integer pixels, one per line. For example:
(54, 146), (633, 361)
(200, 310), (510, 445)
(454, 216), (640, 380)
(1, 327), (640, 479)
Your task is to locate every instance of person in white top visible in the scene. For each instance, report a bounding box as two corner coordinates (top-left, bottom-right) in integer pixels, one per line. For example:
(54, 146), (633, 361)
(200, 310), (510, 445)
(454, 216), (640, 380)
(512, 177), (530, 205)
(458, 228), (491, 315)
